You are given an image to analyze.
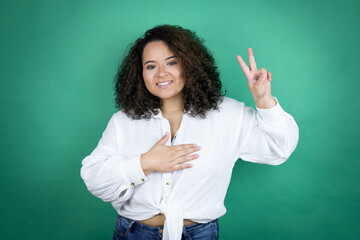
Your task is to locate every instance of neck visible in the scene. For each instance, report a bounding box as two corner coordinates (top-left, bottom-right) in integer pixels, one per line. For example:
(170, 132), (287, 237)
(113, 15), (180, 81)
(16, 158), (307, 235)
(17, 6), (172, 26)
(160, 95), (185, 114)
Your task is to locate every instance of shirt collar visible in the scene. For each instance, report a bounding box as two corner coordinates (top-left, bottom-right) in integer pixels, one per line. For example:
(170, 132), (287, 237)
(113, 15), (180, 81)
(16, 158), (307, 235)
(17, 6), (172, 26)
(151, 109), (190, 120)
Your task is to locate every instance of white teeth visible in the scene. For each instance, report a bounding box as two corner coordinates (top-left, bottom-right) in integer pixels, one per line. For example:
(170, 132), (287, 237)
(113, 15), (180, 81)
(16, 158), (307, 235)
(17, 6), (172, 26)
(157, 81), (173, 86)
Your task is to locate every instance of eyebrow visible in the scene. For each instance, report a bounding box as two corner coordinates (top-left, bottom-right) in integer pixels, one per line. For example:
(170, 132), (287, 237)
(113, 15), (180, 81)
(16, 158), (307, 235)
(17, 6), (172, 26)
(144, 56), (177, 65)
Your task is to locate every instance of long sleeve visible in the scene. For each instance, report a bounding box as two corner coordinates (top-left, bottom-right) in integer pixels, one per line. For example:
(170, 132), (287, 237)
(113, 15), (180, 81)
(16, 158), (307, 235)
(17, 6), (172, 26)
(236, 97), (299, 165)
(80, 113), (148, 205)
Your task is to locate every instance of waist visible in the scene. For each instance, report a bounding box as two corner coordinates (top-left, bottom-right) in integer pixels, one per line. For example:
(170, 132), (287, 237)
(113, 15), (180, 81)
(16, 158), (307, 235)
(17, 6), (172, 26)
(138, 213), (196, 227)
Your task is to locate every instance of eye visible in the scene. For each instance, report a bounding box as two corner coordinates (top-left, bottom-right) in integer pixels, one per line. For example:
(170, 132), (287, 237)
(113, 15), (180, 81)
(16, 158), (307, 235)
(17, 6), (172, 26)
(167, 61), (177, 66)
(146, 65), (156, 70)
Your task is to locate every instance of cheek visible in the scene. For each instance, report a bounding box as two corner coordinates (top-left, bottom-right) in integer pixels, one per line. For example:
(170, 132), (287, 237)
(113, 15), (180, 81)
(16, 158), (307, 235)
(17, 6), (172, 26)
(172, 68), (184, 81)
(179, 80), (186, 90)
(143, 71), (152, 84)
(177, 72), (186, 87)
(142, 73), (152, 91)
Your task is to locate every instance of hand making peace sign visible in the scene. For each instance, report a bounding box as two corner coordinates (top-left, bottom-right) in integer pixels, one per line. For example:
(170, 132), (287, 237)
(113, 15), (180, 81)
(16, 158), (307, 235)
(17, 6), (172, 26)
(237, 48), (277, 109)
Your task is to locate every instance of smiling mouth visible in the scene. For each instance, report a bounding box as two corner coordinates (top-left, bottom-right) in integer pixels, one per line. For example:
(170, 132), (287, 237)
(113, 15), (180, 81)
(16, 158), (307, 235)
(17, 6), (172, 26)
(156, 80), (173, 86)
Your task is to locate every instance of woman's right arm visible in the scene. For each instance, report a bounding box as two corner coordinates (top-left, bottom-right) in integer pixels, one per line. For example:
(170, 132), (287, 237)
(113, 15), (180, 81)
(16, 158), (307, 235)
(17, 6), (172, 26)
(80, 113), (147, 204)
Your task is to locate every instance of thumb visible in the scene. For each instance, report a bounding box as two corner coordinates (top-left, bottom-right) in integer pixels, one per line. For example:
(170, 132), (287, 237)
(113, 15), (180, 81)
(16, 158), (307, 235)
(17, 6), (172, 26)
(256, 70), (267, 87)
(156, 131), (169, 145)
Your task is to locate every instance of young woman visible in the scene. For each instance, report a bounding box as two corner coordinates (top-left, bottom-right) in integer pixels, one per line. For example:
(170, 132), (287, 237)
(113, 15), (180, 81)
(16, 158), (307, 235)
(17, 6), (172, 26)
(80, 24), (299, 240)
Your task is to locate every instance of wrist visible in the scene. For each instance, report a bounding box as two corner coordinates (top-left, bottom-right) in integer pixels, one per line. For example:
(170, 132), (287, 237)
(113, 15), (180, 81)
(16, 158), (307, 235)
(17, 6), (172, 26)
(255, 96), (276, 109)
(140, 153), (152, 176)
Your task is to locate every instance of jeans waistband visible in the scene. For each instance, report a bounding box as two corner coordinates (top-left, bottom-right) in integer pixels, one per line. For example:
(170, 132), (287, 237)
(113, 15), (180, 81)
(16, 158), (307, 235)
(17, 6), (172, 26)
(119, 214), (218, 234)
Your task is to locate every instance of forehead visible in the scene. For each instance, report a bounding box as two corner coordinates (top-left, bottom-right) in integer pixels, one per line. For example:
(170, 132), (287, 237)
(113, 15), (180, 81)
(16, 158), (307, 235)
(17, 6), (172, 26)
(142, 41), (174, 60)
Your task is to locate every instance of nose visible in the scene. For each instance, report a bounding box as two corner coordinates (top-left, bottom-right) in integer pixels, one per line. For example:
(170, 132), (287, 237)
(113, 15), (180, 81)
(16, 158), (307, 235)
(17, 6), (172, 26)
(156, 65), (168, 77)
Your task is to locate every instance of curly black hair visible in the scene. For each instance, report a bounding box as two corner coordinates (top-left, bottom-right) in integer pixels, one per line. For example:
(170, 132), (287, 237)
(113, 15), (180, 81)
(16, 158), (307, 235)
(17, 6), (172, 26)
(114, 24), (225, 119)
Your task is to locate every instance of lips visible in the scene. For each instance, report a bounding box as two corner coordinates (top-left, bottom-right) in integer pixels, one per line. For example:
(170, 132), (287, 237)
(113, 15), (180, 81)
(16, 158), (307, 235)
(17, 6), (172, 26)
(156, 80), (173, 86)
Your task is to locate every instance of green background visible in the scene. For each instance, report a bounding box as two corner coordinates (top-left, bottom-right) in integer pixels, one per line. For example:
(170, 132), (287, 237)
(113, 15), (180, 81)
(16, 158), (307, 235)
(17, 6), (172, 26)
(1, 0), (359, 239)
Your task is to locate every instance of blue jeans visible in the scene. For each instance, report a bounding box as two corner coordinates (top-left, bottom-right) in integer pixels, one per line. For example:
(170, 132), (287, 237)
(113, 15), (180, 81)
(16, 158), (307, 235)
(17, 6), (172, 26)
(113, 214), (219, 240)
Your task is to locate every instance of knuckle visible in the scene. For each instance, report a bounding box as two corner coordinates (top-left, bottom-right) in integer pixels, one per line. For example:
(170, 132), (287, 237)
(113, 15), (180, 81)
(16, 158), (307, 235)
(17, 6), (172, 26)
(259, 68), (267, 73)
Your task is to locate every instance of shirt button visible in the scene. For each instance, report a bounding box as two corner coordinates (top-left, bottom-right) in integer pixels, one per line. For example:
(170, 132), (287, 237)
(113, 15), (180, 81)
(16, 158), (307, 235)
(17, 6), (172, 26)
(140, 178), (144, 182)
(130, 183), (135, 187)
(166, 181), (171, 186)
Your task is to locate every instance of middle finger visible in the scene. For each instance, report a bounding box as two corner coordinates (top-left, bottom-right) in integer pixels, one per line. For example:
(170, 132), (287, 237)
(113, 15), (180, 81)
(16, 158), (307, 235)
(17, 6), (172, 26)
(173, 144), (199, 151)
(174, 146), (201, 158)
(248, 48), (257, 71)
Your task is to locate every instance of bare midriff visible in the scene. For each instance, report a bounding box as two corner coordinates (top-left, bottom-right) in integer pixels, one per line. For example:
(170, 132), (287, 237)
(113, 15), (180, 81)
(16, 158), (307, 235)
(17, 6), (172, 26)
(138, 213), (196, 227)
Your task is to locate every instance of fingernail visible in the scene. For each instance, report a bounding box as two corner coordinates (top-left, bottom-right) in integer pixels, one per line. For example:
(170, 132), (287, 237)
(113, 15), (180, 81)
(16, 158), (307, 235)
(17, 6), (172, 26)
(262, 73), (266, 77)
(269, 78), (272, 81)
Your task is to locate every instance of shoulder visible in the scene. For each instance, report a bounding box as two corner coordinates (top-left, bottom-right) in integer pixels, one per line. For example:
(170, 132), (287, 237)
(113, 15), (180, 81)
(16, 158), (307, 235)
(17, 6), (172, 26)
(218, 96), (246, 113)
(113, 110), (129, 120)
(112, 109), (153, 125)
(202, 96), (248, 120)
(108, 110), (135, 127)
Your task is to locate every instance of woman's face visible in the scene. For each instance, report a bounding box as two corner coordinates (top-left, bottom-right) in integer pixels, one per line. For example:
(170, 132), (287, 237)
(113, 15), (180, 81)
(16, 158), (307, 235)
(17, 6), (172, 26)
(142, 41), (185, 102)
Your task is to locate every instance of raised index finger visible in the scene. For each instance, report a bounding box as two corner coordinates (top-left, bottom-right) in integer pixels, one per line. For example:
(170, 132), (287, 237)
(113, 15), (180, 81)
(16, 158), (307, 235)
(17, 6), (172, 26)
(237, 55), (251, 79)
(248, 48), (257, 71)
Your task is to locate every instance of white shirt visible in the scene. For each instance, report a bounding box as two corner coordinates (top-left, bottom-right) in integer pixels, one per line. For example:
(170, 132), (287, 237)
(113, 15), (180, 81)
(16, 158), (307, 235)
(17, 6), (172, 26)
(80, 96), (299, 240)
